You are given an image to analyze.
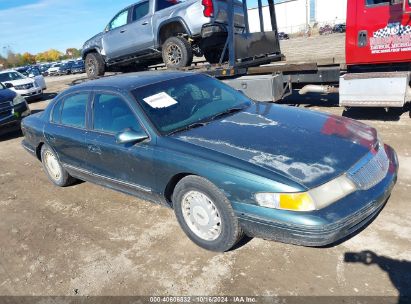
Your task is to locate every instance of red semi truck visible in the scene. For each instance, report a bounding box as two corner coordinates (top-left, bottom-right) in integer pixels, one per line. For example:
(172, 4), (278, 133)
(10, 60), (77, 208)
(305, 0), (411, 108)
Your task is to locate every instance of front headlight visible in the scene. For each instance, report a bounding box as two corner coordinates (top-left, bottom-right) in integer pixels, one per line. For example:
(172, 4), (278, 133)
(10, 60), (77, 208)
(255, 175), (356, 212)
(13, 95), (26, 106)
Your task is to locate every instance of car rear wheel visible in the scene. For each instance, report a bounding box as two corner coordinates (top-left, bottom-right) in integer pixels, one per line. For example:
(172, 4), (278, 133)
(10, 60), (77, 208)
(173, 176), (243, 252)
(85, 52), (105, 79)
(41, 144), (76, 187)
(162, 36), (193, 69)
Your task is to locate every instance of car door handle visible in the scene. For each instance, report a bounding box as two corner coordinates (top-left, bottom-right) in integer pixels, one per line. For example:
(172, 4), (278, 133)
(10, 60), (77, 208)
(120, 29), (127, 33)
(142, 22), (148, 25)
(88, 145), (102, 155)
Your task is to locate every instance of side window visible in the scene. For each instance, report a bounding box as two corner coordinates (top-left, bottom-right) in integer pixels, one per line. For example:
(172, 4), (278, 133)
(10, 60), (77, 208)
(61, 93), (88, 128)
(109, 9), (129, 30)
(156, 0), (182, 11)
(51, 99), (63, 123)
(133, 2), (149, 21)
(365, 0), (390, 6)
(93, 93), (143, 134)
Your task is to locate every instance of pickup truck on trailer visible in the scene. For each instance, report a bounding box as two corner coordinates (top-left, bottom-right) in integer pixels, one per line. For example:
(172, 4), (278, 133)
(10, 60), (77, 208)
(82, 0), (245, 79)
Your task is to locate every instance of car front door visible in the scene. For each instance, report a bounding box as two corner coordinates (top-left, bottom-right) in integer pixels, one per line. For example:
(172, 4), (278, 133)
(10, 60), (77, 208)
(84, 92), (155, 194)
(102, 7), (133, 60)
(45, 92), (90, 169)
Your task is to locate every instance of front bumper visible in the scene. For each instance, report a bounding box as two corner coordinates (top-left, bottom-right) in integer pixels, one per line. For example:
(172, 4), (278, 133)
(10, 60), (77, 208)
(234, 144), (399, 247)
(16, 88), (43, 100)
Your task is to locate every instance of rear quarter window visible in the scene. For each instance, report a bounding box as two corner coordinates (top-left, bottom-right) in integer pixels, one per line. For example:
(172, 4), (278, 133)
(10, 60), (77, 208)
(51, 99), (63, 123)
(60, 93), (88, 128)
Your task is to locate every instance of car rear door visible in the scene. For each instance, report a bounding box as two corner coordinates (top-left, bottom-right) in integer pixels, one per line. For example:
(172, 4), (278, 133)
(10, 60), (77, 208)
(84, 91), (155, 194)
(45, 92), (90, 169)
(130, 1), (154, 53)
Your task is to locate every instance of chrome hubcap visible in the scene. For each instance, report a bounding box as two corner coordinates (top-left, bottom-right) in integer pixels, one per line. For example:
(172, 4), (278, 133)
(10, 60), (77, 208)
(166, 44), (182, 65)
(44, 151), (61, 181)
(182, 191), (222, 241)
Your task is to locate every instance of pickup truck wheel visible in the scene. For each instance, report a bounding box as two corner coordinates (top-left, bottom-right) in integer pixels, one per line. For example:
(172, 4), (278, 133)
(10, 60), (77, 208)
(162, 36), (193, 69)
(41, 144), (76, 187)
(86, 53), (105, 79)
(173, 176), (243, 252)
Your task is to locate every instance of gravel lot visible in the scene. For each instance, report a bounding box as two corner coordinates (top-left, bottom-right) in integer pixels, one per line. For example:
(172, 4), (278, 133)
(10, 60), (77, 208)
(0, 34), (410, 300)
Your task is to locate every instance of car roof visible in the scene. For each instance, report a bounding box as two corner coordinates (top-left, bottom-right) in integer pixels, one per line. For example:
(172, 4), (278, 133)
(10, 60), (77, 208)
(70, 71), (197, 92)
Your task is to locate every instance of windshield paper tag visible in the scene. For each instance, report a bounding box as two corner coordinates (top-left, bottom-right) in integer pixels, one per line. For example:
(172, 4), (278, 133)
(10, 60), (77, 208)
(143, 92), (178, 109)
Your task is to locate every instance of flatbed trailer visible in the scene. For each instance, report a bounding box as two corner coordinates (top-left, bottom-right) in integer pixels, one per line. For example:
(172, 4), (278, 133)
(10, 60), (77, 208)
(152, 0), (411, 109)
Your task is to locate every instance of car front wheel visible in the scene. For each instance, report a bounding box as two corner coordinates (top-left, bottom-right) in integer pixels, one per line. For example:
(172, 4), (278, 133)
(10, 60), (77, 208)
(41, 144), (76, 187)
(173, 176), (243, 252)
(85, 52), (105, 79)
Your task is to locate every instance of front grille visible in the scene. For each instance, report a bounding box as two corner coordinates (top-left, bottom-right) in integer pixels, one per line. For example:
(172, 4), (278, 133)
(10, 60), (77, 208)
(15, 83), (33, 90)
(0, 101), (13, 119)
(348, 143), (389, 190)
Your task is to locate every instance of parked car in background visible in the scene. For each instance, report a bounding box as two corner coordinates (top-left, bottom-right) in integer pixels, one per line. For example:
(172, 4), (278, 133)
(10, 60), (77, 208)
(82, 0), (245, 78)
(70, 60), (85, 74)
(333, 23), (346, 33)
(47, 63), (62, 76)
(0, 70), (43, 101)
(15, 66), (47, 90)
(59, 61), (75, 75)
(319, 24), (333, 35)
(278, 32), (290, 40)
(39, 64), (52, 76)
(21, 72), (398, 252)
(0, 82), (31, 135)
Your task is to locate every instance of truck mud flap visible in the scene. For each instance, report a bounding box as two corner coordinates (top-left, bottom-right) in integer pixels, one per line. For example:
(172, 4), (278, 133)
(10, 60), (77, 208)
(339, 72), (410, 108)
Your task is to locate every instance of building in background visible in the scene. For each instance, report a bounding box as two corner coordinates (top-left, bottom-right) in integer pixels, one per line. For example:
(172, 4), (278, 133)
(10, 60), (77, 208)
(248, 0), (347, 34)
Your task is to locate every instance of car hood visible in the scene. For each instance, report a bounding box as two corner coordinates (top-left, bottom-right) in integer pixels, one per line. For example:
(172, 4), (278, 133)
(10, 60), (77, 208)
(0, 88), (17, 102)
(173, 104), (377, 189)
(3, 78), (33, 86)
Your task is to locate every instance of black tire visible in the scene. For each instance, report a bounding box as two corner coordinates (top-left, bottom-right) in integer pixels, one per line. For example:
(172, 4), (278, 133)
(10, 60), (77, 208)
(204, 49), (228, 64)
(41, 144), (76, 187)
(85, 52), (105, 79)
(173, 176), (243, 252)
(162, 36), (193, 69)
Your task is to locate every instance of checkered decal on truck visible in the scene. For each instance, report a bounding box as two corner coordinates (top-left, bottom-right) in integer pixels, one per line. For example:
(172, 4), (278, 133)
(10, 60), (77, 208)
(373, 22), (411, 38)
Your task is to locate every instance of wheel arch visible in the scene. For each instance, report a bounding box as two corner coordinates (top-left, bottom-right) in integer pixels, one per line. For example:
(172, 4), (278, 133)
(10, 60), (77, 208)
(158, 18), (192, 46)
(164, 172), (197, 208)
(35, 142), (45, 161)
(82, 47), (102, 60)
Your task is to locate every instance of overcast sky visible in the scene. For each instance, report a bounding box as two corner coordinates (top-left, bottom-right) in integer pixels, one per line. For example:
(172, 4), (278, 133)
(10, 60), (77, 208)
(0, 0), (266, 55)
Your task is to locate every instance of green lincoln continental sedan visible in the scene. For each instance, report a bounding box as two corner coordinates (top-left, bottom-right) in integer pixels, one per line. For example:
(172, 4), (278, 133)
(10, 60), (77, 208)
(21, 72), (398, 252)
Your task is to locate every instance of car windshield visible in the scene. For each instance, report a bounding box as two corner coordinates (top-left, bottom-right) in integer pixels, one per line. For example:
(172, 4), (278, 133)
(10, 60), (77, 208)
(132, 74), (252, 135)
(0, 71), (25, 82)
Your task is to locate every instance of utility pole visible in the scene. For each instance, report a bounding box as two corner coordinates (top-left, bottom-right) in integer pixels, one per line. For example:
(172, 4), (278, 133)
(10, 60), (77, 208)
(306, 0), (310, 35)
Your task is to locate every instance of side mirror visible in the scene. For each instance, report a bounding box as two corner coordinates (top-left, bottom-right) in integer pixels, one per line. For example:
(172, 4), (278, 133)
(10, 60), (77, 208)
(116, 129), (148, 144)
(29, 73), (35, 78)
(4, 83), (13, 88)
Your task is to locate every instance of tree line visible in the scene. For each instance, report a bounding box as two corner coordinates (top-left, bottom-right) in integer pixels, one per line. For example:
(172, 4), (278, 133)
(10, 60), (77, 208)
(0, 48), (82, 69)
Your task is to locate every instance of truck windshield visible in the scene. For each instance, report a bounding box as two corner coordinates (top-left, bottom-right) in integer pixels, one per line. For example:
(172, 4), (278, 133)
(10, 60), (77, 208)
(132, 74), (252, 135)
